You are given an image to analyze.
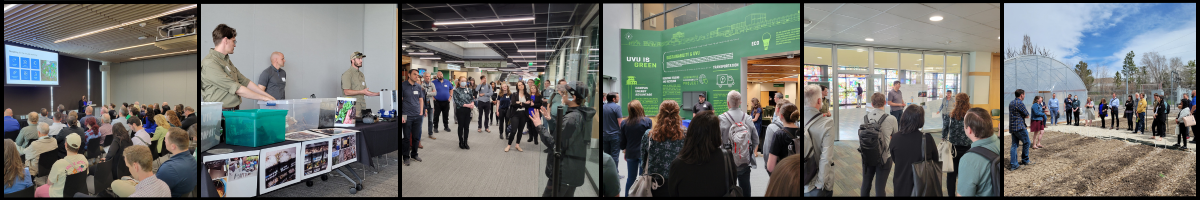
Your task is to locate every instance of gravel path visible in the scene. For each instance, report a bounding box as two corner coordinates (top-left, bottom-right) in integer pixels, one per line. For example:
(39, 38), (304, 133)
(1043, 124), (1196, 151)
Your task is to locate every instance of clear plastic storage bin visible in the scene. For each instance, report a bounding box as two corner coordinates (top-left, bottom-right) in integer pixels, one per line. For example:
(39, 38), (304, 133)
(200, 102), (223, 152)
(222, 109), (288, 147)
(258, 99), (320, 133)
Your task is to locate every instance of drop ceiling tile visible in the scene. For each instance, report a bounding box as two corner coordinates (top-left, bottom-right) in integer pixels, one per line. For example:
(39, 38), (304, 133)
(887, 4), (935, 22)
(965, 8), (1000, 24)
(930, 14), (978, 32)
(824, 13), (866, 32)
(842, 21), (892, 35)
(964, 23), (998, 37)
(834, 4), (884, 20)
(804, 27), (834, 39)
(803, 3), (844, 12)
(982, 19), (1000, 29)
(804, 7), (831, 21)
(944, 3), (993, 20)
(866, 12), (913, 27)
(922, 3), (954, 10)
(856, 3), (897, 12)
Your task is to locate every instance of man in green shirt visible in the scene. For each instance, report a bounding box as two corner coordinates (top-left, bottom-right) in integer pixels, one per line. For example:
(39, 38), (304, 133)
(201, 24), (275, 110)
(341, 51), (381, 113)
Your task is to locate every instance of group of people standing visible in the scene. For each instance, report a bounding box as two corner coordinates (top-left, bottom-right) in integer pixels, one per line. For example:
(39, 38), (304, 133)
(1009, 89), (1198, 172)
(806, 81), (999, 197)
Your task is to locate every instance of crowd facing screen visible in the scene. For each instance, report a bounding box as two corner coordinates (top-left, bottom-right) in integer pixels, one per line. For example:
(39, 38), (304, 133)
(5, 44), (60, 86)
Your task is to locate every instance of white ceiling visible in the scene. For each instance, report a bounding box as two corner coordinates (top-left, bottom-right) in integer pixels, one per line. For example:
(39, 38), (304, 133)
(804, 3), (1001, 53)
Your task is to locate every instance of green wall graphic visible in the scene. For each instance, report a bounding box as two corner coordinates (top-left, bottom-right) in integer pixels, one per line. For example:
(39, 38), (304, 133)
(621, 3), (801, 118)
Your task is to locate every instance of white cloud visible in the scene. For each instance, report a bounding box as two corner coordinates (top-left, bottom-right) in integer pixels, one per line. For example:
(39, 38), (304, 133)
(1092, 32), (1101, 36)
(1004, 4), (1135, 65)
(1101, 15), (1197, 74)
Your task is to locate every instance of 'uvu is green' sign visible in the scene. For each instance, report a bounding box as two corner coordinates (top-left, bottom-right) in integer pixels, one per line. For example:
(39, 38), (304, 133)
(620, 3), (800, 118)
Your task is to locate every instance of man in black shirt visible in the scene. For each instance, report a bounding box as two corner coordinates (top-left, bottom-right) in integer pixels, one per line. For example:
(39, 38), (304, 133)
(692, 94), (713, 118)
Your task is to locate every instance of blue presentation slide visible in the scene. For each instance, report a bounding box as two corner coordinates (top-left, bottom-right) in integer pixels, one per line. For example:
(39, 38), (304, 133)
(5, 44), (59, 85)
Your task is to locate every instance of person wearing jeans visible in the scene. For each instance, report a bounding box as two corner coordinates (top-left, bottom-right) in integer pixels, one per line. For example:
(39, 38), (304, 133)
(1136, 94), (1148, 134)
(1048, 93), (1060, 125)
(1009, 89), (1031, 170)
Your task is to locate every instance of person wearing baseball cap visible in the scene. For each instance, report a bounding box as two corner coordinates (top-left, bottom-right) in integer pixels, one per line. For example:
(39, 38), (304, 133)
(693, 93), (713, 118)
(342, 51), (381, 113)
(34, 133), (89, 197)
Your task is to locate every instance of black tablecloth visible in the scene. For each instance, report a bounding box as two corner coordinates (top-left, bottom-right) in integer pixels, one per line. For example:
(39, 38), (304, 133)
(342, 121), (399, 168)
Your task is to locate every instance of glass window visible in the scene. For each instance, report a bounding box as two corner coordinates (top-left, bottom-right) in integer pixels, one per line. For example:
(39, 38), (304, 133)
(899, 50), (922, 85)
(946, 54), (962, 96)
(924, 52), (944, 98)
(666, 4), (697, 29)
(803, 43), (832, 84)
(642, 4), (666, 31)
(873, 48), (898, 95)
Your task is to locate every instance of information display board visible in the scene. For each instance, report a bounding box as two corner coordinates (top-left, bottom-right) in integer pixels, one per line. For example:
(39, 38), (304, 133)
(621, 4), (801, 119)
(204, 150), (260, 197)
(301, 137), (333, 180)
(259, 143), (302, 194)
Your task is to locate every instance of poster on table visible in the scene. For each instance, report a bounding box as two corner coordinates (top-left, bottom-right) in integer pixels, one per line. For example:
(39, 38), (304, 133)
(301, 137), (333, 179)
(334, 97), (357, 127)
(203, 150), (260, 197)
(330, 133), (358, 169)
(259, 143), (301, 194)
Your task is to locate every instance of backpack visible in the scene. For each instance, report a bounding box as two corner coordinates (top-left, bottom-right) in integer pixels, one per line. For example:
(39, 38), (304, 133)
(720, 145), (743, 197)
(721, 112), (753, 168)
(967, 146), (1003, 197)
(857, 114), (888, 166)
(801, 114), (822, 185)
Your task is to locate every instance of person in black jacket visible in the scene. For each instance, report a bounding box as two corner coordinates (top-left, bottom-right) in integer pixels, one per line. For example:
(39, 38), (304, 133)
(1152, 94), (1167, 141)
(531, 81), (596, 197)
(1125, 95), (1135, 131)
(526, 79), (543, 145)
(665, 111), (727, 197)
(505, 81), (531, 152)
(618, 100), (653, 197)
(101, 122), (134, 179)
(496, 84), (511, 140)
(180, 107), (197, 131)
(888, 105), (938, 197)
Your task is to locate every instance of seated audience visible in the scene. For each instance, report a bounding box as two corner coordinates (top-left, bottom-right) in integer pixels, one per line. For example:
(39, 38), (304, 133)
(15, 112), (41, 150)
(5, 139), (34, 194)
(23, 122), (56, 180)
(156, 127), (196, 197)
(35, 133), (89, 197)
(112, 145), (170, 197)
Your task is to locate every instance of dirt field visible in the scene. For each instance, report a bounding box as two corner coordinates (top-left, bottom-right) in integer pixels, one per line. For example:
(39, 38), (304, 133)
(1003, 131), (1196, 196)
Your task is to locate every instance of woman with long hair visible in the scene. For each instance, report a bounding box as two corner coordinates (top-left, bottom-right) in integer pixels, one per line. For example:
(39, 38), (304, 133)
(943, 93), (973, 194)
(664, 111), (727, 196)
(495, 83), (511, 140)
(505, 81), (530, 152)
(888, 105), (937, 197)
(4, 139), (34, 194)
(619, 100), (652, 197)
(1126, 95), (1135, 131)
(1099, 98), (1108, 128)
(164, 110), (182, 128)
(1029, 96), (1046, 149)
(525, 79), (542, 145)
(1084, 98), (1095, 126)
(1152, 94), (1167, 141)
(749, 97), (764, 157)
(640, 100), (686, 197)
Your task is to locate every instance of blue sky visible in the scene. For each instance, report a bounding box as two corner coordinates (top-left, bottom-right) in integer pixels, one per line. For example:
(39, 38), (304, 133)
(1004, 3), (1197, 78)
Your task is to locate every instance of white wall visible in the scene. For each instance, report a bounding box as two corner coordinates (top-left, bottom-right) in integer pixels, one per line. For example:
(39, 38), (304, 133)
(109, 54), (198, 109)
(200, 4), (396, 110)
(602, 3), (634, 95)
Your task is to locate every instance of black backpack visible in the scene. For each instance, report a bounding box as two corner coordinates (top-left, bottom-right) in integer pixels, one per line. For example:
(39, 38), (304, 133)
(967, 146), (1002, 197)
(857, 114), (888, 167)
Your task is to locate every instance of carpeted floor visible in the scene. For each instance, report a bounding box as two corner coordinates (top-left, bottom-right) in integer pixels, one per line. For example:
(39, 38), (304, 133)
(401, 110), (597, 197)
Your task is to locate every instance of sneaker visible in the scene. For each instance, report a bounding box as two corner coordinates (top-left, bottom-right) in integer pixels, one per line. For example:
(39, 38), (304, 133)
(404, 159), (411, 166)
(444, 128), (451, 132)
(412, 156), (422, 162)
(1019, 161), (1035, 165)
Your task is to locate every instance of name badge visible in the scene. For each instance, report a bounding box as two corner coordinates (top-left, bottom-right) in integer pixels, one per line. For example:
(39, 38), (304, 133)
(413, 91), (419, 95)
(282, 77), (286, 82)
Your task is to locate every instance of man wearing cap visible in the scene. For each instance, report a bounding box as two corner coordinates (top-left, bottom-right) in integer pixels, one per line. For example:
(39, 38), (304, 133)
(342, 51), (381, 114)
(34, 133), (89, 197)
(257, 51), (287, 100)
(693, 93), (713, 118)
(201, 24), (276, 110)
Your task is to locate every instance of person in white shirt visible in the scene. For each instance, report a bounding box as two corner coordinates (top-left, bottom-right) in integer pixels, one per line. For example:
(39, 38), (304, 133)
(128, 116), (151, 146)
(112, 145), (171, 197)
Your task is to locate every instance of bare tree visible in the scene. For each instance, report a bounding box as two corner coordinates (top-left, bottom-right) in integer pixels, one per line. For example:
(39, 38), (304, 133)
(1005, 34), (1054, 59)
(1139, 51), (1168, 83)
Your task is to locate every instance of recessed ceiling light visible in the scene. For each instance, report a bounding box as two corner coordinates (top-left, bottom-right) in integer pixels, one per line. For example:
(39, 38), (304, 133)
(817, 57), (821, 59)
(865, 38), (874, 41)
(518, 49), (555, 52)
(468, 40), (536, 43)
(930, 16), (943, 21)
(918, 59), (922, 61)
(129, 49), (196, 60)
(408, 52), (435, 55)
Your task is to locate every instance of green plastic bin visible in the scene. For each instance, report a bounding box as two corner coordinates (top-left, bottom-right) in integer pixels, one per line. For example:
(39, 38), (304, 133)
(222, 109), (289, 147)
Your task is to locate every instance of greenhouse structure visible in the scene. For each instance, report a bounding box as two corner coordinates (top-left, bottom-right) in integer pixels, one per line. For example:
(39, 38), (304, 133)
(1003, 54), (1089, 131)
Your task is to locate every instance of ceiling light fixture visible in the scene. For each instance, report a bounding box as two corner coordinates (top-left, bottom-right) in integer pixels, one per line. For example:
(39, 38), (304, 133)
(420, 57), (442, 60)
(518, 49), (555, 52)
(99, 43), (154, 53)
(590, 48), (598, 51)
(507, 56), (537, 58)
(434, 17), (535, 25)
(512, 60), (548, 62)
(865, 38), (874, 41)
(4, 4), (17, 12)
(930, 16), (943, 21)
(130, 49), (196, 60)
(445, 61), (464, 63)
(408, 52), (435, 55)
(56, 4), (197, 43)
(468, 40), (536, 43)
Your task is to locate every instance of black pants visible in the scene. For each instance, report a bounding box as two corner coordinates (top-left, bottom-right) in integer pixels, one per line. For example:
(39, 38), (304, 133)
(425, 103), (434, 135)
(1111, 110), (1120, 129)
(401, 115), (420, 159)
(434, 100), (450, 130)
(861, 158), (892, 197)
(508, 110), (526, 145)
(1101, 116), (1107, 128)
(1074, 111), (1081, 125)
(1153, 116), (1166, 137)
(1127, 113), (1135, 131)
(542, 183), (578, 197)
(526, 115), (540, 144)
(497, 108), (508, 137)
(1178, 124), (1190, 147)
(1065, 109), (1072, 124)
(945, 145), (970, 197)
(456, 107), (472, 147)
(477, 101), (492, 129)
